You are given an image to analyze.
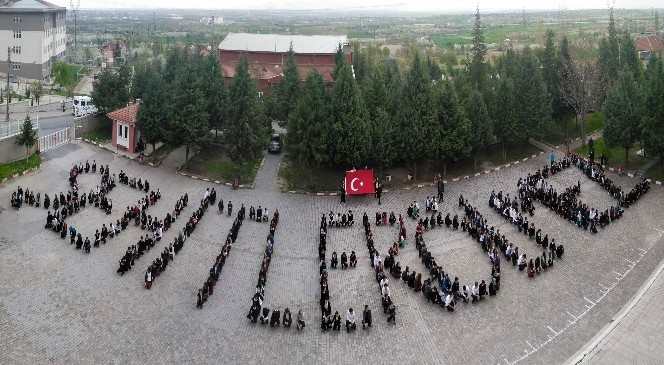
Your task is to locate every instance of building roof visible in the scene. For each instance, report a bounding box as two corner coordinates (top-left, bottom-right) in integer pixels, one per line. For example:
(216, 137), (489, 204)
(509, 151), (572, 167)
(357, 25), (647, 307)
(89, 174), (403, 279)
(219, 33), (348, 54)
(635, 35), (664, 53)
(107, 103), (140, 125)
(0, 0), (65, 12)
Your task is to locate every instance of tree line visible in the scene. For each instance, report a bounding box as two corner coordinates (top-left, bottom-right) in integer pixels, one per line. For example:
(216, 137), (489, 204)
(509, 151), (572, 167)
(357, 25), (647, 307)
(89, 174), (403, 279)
(90, 7), (664, 172)
(91, 49), (269, 163)
(284, 8), (555, 175)
(599, 9), (664, 166)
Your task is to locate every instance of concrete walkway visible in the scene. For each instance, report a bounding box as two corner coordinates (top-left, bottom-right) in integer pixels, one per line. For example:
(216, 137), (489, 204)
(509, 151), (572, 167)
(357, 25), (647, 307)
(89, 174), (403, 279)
(253, 152), (283, 192)
(160, 145), (189, 170)
(569, 237), (664, 364)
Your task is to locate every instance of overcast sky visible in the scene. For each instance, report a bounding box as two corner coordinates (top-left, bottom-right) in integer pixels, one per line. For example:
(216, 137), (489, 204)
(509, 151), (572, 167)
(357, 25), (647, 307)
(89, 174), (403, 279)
(51, 0), (662, 11)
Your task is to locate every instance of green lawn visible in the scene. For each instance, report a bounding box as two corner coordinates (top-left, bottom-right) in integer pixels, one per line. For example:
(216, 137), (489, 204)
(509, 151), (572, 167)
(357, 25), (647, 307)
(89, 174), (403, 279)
(575, 137), (648, 170)
(431, 34), (472, 48)
(645, 164), (664, 181)
(0, 153), (41, 181)
(184, 145), (261, 185)
(543, 112), (605, 146)
(278, 142), (541, 192)
(278, 160), (342, 192)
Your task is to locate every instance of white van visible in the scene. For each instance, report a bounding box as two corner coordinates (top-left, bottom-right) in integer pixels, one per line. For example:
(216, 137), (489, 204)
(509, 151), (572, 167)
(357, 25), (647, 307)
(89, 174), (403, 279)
(72, 96), (98, 117)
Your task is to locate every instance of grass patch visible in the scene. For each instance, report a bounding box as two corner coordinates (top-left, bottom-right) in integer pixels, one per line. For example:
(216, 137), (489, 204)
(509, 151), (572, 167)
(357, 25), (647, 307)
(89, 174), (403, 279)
(0, 153), (41, 181)
(184, 145), (261, 185)
(279, 159), (342, 192)
(645, 164), (664, 181)
(432, 34), (472, 48)
(543, 112), (604, 146)
(278, 142), (541, 192)
(82, 119), (112, 144)
(575, 137), (648, 170)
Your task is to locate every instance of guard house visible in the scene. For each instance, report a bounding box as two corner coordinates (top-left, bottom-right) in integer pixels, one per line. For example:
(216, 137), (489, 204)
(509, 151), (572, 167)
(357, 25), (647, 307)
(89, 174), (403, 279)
(107, 102), (140, 154)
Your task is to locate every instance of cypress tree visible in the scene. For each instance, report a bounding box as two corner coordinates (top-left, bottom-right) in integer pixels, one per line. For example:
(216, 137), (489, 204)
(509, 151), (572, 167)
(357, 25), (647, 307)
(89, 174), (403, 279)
(603, 71), (644, 167)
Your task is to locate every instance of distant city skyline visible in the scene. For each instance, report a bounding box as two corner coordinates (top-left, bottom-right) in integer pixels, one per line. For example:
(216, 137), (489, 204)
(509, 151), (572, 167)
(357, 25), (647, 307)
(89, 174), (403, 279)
(49, 0), (662, 11)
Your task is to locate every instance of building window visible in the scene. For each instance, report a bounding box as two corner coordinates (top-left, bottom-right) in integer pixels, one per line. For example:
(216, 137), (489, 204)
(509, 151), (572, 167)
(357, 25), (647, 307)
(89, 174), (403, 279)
(118, 124), (122, 137)
(11, 46), (21, 55)
(11, 64), (21, 71)
(13, 29), (21, 39)
(13, 16), (22, 23)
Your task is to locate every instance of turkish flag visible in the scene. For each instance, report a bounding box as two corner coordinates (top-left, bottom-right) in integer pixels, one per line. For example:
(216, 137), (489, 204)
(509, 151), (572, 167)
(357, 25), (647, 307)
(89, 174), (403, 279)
(345, 169), (375, 196)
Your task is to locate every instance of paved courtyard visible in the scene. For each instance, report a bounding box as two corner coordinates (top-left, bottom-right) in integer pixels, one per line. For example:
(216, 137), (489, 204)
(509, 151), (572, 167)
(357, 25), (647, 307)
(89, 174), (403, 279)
(1, 142), (663, 365)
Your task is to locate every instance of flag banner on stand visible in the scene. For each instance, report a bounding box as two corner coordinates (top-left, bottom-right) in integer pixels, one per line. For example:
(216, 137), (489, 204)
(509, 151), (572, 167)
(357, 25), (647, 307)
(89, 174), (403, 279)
(344, 169), (375, 196)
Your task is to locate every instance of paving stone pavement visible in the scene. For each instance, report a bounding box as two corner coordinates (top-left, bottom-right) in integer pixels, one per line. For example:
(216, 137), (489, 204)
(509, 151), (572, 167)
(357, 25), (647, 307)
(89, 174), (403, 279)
(1, 142), (663, 365)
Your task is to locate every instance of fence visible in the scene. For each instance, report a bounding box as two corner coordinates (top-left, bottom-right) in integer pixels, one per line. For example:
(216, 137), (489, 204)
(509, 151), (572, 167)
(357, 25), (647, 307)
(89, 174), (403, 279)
(0, 116), (40, 140)
(39, 127), (72, 153)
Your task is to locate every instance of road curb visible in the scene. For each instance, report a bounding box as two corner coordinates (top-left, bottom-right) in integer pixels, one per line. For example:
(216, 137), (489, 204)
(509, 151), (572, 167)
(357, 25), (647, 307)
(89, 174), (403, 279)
(565, 256), (664, 365)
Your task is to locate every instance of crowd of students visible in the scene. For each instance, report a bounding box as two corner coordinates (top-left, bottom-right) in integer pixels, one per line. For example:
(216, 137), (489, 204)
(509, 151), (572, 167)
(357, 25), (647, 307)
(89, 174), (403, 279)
(118, 194), (188, 275)
(10, 186), (39, 209)
(325, 210), (355, 228)
(373, 211), (397, 227)
(316, 215), (372, 332)
(386, 200), (499, 311)
(573, 155), (650, 209)
(41, 164), (162, 254)
(486, 189), (563, 278)
(197, 204), (245, 308)
(362, 217), (397, 324)
(246, 211), (303, 330)
(145, 190), (212, 289)
(248, 205), (270, 223)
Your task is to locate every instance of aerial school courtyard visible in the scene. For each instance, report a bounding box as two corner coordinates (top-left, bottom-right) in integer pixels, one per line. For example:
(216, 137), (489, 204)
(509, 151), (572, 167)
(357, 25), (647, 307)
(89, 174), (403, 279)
(1, 141), (663, 365)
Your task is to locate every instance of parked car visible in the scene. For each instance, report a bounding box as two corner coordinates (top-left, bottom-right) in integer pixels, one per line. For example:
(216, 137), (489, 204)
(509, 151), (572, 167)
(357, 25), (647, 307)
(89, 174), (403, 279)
(268, 133), (282, 153)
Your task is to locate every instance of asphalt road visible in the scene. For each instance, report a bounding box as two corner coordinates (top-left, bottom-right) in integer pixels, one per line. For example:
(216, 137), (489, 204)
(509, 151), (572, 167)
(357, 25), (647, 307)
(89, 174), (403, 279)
(38, 114), (74, 136)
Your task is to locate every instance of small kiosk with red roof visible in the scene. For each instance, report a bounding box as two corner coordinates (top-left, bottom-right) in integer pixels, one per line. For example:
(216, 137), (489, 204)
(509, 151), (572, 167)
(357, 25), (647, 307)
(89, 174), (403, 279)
(107, 102), (141, 154)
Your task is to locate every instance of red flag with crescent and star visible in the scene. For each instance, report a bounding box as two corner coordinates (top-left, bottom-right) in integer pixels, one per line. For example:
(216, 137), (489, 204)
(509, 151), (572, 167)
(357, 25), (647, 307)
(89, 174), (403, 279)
(344, 169), (375, 196)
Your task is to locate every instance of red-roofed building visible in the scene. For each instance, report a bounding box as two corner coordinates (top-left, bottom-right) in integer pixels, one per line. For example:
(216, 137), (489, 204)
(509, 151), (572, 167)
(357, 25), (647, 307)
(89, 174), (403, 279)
(635, 35), (664, 61)
(107, 102), (140, 154)
(218, 33), (352, 94)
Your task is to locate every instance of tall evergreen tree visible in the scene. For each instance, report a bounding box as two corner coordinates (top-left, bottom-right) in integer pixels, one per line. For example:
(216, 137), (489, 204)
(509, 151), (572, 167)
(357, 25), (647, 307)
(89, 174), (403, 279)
(608, 7), (620, 71)
(353, 43), (370, 84)
(493, 78), (520, 160)
(603, 71), (644, 166)
(370, 106), (397, 171)
(169, 62), (210, 163)
(15, 115), (37, 161)
(272, 46), (300, 121)
(542, 30), (564, 119)
(433, 81), (471, 176)
(620, 31), (642, 79)
(330, 62), (370, 167)
(514, 47), (552, 139)
(136, 73), (165, 153)
(466, 89), (492, 169)
(199, 53), (227, 139)
(397, 52), (435, 176)
(598, 7), (621, 101)
(469, 6), (488, 91)
(226, 58), (268, 163)
(642, 56), (664, 167)
(287, 71), (329, 166)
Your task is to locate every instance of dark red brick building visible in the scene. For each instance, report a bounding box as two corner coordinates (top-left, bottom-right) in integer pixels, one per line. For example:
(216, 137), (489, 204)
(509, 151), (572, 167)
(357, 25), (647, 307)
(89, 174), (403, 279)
(218, 33), (352, 93)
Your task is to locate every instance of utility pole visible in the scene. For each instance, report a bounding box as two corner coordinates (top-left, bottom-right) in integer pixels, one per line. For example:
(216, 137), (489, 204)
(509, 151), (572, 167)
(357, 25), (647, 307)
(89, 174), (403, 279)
(6, 47), (11, 122)
(70, 0), (80, 54)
